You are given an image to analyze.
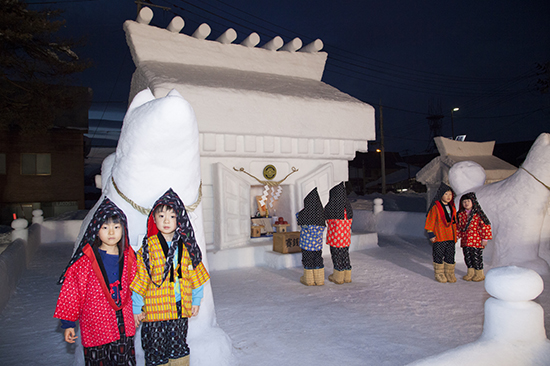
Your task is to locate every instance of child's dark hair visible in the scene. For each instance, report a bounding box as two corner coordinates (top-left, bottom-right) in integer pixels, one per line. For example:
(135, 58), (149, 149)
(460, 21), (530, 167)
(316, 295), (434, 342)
(153, 204), (176, 216)
(93, 215), (126, 262)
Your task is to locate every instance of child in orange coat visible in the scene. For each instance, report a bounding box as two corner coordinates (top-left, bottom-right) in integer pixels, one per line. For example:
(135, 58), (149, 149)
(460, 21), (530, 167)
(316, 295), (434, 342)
(457, 192), (492, 282)
(425, 183), (457, 283)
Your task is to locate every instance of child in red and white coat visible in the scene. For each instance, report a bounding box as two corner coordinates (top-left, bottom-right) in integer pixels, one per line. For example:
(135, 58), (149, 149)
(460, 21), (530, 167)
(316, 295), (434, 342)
(457, 192), (492, 282)
(54, 198), (137, 365)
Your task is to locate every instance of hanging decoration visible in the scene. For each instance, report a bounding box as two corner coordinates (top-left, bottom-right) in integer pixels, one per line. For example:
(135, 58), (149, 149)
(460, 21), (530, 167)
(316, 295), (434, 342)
(233, 166), (299, 217)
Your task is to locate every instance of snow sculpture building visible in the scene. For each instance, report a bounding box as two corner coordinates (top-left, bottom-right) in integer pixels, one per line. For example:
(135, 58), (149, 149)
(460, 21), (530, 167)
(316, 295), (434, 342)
(124, 7), (376, 268)
(416, 136), (517, 208)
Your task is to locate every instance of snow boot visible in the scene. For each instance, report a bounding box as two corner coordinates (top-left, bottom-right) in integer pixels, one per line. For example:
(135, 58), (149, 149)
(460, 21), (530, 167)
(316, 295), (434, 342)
(444, 263), (457, 283)
(170, 355), (190, 366)
(463, 267), (475, 281)
(344, 269), (352, 283)
(433, 262), (447, 283)
(313, 268), (325, 286)
(472, 269), (485, 282)
(328, 270), (345, 285)
(300, 269), (315, 286)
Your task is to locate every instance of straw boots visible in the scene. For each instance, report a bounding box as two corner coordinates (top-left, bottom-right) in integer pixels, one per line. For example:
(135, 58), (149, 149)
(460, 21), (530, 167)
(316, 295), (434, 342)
(463, 267), (475, 281)
(170, 355), (190, 366)
(313, 268), (325, 286)
(328, 270), (345, 284)
(433, 262), (447, 283)
(444, 263), (457, 283)
(472, 269), (485, 282)
(344, 270), (352, 283)
(300, 269), (315, 286)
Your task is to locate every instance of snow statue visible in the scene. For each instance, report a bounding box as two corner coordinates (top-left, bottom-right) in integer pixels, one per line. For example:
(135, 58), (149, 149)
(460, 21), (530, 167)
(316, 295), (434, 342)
(407, 266), (550, 366)
(448, 133), (550, 275)
(71, 88), (235, 366)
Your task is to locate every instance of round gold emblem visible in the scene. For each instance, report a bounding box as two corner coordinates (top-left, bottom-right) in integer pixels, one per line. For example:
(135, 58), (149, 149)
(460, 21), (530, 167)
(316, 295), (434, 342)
(263, 165), (277, 180)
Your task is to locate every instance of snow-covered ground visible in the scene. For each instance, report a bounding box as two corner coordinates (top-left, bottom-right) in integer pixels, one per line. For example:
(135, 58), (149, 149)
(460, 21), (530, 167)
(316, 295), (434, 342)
(1, 235), (549, 366)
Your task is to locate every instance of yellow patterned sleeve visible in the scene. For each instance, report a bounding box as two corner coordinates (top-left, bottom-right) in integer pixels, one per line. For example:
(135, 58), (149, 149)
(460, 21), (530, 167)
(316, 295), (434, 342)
(189, 262), (210, 289)
(130, 248), (150, 297)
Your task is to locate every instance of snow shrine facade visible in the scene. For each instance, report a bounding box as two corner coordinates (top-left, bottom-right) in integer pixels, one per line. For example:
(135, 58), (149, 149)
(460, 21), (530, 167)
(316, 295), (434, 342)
(124, 8), (375, 255)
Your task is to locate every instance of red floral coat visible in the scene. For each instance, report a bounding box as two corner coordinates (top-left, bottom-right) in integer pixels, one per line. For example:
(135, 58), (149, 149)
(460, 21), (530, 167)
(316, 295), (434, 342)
(54, 245), (136, 347)
(326, 213), (353, 248)
(457, 211), (493, 248)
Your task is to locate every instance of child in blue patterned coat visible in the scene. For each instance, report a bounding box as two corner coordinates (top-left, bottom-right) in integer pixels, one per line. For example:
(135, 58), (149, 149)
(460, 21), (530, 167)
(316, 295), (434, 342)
(297, 188), (326, 286)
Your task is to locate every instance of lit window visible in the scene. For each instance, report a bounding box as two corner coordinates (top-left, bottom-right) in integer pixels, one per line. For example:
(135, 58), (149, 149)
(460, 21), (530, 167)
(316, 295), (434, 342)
(21, 153), (51, 175)
(0, 153), (5, 174)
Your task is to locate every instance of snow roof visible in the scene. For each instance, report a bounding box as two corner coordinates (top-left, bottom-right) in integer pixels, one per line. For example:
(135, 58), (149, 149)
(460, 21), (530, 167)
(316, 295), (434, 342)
(416, 155), (517, 185)
(124, 18), (375, 143)
(416, 137), (517, 185)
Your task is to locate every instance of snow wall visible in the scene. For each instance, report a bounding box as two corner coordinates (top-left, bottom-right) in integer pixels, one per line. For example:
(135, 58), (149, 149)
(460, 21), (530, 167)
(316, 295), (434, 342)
(0, 224), (40, 314)
(352, 210), (427, 238)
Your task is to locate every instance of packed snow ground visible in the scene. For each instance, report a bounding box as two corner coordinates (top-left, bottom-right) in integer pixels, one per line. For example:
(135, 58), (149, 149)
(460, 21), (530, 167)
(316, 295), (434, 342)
(1, 235), (549, 366)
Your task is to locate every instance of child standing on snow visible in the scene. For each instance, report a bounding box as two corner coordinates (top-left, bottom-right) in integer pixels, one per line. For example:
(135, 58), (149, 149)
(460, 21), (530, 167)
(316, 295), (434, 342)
(297, 188), (327, 286)
(425, 183), (458, 283)
(54, 198), (137, 365)
(325, 182), (353, 285)
(131, 188), (209, 366)
(457, 192), (492, 282)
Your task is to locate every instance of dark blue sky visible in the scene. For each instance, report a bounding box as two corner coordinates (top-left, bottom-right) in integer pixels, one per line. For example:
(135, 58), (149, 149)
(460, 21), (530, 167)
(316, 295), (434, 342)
(29, 0), (550, 153)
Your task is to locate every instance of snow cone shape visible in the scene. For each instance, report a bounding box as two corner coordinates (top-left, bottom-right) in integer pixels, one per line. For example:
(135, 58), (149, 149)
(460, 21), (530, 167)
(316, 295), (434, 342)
(407, 266), (550, 366)
(73, 89), (235, 366)
(448, 133), (550, 275)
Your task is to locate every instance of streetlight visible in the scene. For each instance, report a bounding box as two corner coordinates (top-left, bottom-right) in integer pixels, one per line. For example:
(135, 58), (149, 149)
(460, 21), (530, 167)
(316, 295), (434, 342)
(451, 107), (459, 140)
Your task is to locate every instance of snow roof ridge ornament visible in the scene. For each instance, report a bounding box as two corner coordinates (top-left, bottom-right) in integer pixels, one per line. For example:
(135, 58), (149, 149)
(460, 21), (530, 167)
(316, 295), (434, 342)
(127, 7), (327, 80)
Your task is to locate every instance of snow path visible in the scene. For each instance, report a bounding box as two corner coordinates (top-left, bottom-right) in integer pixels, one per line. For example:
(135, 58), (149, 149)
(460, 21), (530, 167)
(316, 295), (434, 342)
(1, 237), (549, 366)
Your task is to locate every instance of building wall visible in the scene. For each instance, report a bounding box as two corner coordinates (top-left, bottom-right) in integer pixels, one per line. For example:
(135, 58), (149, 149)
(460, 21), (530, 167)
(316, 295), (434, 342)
(0, 130), (85, 223)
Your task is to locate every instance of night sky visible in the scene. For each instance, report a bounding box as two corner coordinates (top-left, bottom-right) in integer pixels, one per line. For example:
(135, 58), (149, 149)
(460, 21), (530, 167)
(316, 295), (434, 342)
(28, 0), (550, 154)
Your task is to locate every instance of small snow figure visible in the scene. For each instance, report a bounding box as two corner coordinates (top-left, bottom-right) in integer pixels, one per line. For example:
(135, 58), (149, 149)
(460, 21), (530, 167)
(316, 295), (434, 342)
(131, 188), (210, 366)
(54, 198), (137, 365)
(457, 192), (492, 282)
(297, 188), (327, 286)
(425, 183), (458, 283)
(325, 182), (353, 284)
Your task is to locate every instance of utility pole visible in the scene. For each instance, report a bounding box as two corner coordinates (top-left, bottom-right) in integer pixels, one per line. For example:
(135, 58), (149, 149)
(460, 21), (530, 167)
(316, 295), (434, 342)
(379, 100), (386, 194)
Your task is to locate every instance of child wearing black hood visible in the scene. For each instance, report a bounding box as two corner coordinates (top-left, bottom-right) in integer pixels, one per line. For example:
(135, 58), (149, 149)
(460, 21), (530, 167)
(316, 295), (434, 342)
(425, 183), (458, 283)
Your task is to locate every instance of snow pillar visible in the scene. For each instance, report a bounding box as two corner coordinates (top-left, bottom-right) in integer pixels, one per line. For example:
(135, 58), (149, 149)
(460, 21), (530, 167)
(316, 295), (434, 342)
(136, 7), (153, 25)
(216, 28), (237, 44)
(240, 32), (260, 47)
(167, 16), (185, 33)
(31, 209), (43, 225)
(192, 23), (211, 40)
(373, 198), (383, 215)
(299, 39), (324, 53)
(262, 36), (284, 51)
(11, 218), (28, 242)
(280, 37), (303, 52)
(481, 266), (547, 342)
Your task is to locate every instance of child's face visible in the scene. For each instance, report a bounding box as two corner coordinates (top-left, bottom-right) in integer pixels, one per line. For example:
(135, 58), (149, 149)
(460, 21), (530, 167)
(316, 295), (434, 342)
(441, 190), (453, 204)
(462, 199), (473, 210)
(98, 221), (123, 249)
(154, 207), (177, 240)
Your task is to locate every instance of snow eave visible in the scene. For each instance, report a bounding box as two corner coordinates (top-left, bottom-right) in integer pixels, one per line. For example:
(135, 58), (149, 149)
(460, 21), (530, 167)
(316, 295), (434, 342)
(132, 63), (376, 142)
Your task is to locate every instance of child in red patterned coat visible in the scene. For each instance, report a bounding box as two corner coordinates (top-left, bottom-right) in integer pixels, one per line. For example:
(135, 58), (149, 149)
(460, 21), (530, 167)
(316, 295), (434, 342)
(457, 192), (492, 282)
(54, 198), (137, 365)
(325, 182), (353, 285)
